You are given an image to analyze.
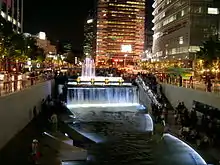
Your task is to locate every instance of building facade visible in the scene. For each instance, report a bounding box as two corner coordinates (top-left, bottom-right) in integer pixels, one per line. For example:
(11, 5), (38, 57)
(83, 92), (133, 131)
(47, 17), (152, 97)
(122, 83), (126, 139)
(96, 0), (145, 66)
(83, 12), (96, 58)
(152, 0), (220, 62)
(0, 0), (23, 33)
(63, 43), (72, 53)
(144, 0), (154, 52)
(24, 32), (56, 55)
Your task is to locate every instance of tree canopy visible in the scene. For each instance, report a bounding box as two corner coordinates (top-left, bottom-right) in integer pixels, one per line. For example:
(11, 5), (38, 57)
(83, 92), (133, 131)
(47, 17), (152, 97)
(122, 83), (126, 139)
(197, 38), (220, 68)
(0, 17), (46, 62)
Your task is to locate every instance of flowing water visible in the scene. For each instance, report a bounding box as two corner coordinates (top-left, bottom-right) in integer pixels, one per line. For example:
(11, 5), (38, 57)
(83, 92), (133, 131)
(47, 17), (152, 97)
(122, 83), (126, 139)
(64, 87), (207, 165)
(67, 86), (139, 105)
(68, 108), (156, 165)
(81, 58), (96, 77)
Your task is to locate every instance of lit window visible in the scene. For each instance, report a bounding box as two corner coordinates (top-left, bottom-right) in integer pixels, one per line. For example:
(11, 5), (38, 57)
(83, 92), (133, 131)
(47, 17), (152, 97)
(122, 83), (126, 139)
(179, 36), (183, 44)
(208, 8), (219, 15)
(189, 46), (200, 52)
(1, 11), (6, 18)
(181, 10), (185, 16)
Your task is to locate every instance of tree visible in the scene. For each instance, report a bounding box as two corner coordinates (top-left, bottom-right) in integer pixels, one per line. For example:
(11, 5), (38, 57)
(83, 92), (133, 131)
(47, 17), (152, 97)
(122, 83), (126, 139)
(197, 38), (220, 69)
(11, 33), (26, 59)
(64, 52), (75, 64)
(56, 40), (64, 54)
(0, 16), (47, 72)
(28, 45), (46, 62)
(35, 48), (46, 62)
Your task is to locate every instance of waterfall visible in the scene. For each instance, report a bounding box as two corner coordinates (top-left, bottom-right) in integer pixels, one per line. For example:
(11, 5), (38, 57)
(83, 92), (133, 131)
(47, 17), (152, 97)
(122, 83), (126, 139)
(67, 86), (139, 105)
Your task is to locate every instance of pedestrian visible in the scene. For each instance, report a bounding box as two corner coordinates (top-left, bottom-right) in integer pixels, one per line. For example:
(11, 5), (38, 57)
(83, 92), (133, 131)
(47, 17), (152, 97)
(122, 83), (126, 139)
(50, 113), (58, 132)
(31, 139), (40, 164)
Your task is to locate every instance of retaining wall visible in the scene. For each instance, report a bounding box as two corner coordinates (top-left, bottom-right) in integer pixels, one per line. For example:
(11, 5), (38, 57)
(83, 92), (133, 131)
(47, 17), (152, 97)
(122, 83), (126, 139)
(0, 80), (53, 150)
(161, 83), (220, 111)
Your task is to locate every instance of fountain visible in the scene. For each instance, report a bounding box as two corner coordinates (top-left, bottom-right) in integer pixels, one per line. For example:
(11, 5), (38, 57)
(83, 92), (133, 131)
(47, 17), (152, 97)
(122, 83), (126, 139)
(81, 57), (96, 77)
(66, 57), (138, 107)
(76, 57), (125, 83)
(67, 86), (139, 108)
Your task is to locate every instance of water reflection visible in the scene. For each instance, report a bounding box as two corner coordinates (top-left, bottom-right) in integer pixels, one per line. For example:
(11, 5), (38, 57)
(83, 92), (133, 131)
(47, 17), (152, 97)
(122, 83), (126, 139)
(68, 107), (155, 164)
(66, 107), (206, 165)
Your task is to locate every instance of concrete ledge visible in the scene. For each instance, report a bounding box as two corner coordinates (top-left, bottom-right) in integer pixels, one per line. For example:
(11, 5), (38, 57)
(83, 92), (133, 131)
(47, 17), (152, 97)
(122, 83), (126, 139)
(0, 80), (53, 150)
(161, 83), (220, 110)
(42, 132), (87, 161)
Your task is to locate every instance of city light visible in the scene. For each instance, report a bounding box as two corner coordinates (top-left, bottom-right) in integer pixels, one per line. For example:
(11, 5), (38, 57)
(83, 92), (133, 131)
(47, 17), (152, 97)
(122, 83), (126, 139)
(67, 103), (140, 109)
(38, 32), (46, 40)
(208, 8), (219, 15)
(87, 19), (93, 24)
(121, 45), (132, 53)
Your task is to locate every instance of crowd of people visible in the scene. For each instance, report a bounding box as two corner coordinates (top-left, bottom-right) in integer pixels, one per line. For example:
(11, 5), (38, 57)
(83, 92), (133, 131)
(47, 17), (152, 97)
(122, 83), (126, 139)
(138, 73), (220, 163)
(1, 71), (54, 95)
(138, 74), (166, 123)
(158, 73), (214, 92)
(174, 101), (220, 149)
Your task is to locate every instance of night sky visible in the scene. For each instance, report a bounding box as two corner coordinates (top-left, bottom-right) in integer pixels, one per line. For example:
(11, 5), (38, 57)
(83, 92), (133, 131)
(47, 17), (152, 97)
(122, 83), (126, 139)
(23, 0), (94, 50)
(24, 0), (153, 50)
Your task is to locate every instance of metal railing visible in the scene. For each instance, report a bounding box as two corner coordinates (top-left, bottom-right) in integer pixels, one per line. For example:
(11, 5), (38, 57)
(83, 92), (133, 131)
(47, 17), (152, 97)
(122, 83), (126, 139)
(136, 76), (161, 107)
(0, 76), (52, 96)
(159, 78), (220, 94)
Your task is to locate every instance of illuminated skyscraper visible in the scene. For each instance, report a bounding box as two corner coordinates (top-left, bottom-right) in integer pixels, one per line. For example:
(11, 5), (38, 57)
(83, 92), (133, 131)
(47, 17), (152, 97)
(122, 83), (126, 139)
(152, 0), (220, 63)
(96, 0), (145, 66)
(83, 10), (96, 58)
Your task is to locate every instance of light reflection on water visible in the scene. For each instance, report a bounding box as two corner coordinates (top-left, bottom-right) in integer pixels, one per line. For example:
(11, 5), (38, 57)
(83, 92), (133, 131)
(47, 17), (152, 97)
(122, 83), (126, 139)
(69, 108), (155, 165)
(66, 108), (207, 165)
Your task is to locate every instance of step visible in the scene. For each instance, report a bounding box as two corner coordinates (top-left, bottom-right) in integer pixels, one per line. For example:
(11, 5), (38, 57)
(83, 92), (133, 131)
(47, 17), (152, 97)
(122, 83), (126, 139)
(42, 131), (87, 161)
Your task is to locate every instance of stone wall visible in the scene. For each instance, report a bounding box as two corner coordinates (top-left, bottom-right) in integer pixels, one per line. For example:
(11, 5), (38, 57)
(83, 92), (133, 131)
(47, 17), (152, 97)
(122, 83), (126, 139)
(161, 83), (220, 111)
(0, 80), (53, 150)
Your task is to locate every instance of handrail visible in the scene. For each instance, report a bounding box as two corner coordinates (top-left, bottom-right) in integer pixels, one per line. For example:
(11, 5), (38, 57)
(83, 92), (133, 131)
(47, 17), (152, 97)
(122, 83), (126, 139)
(135, 76), (161, 107)
(158, 77), (220, 94)
(0, 76), (53, 96)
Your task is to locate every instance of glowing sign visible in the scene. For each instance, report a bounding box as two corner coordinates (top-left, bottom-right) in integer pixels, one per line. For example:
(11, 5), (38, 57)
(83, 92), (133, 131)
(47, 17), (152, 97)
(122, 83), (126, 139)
(87, 19), (93, 24)
(121, 45), (132, 53)
(208, 8), (219, 15)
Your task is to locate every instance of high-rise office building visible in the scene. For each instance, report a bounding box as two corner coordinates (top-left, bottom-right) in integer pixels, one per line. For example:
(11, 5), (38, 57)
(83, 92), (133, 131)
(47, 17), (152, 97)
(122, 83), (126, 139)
(0, 0), (23, 33)
(96, 0), (145, 66)
(144, 0), (153, 51)
(152, 0), (220, 62)
(83, 10), (96, 58)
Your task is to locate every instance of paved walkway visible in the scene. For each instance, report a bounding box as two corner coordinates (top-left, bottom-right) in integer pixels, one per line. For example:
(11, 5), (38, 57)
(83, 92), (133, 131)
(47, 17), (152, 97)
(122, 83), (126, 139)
(164, 97), (220, 165)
